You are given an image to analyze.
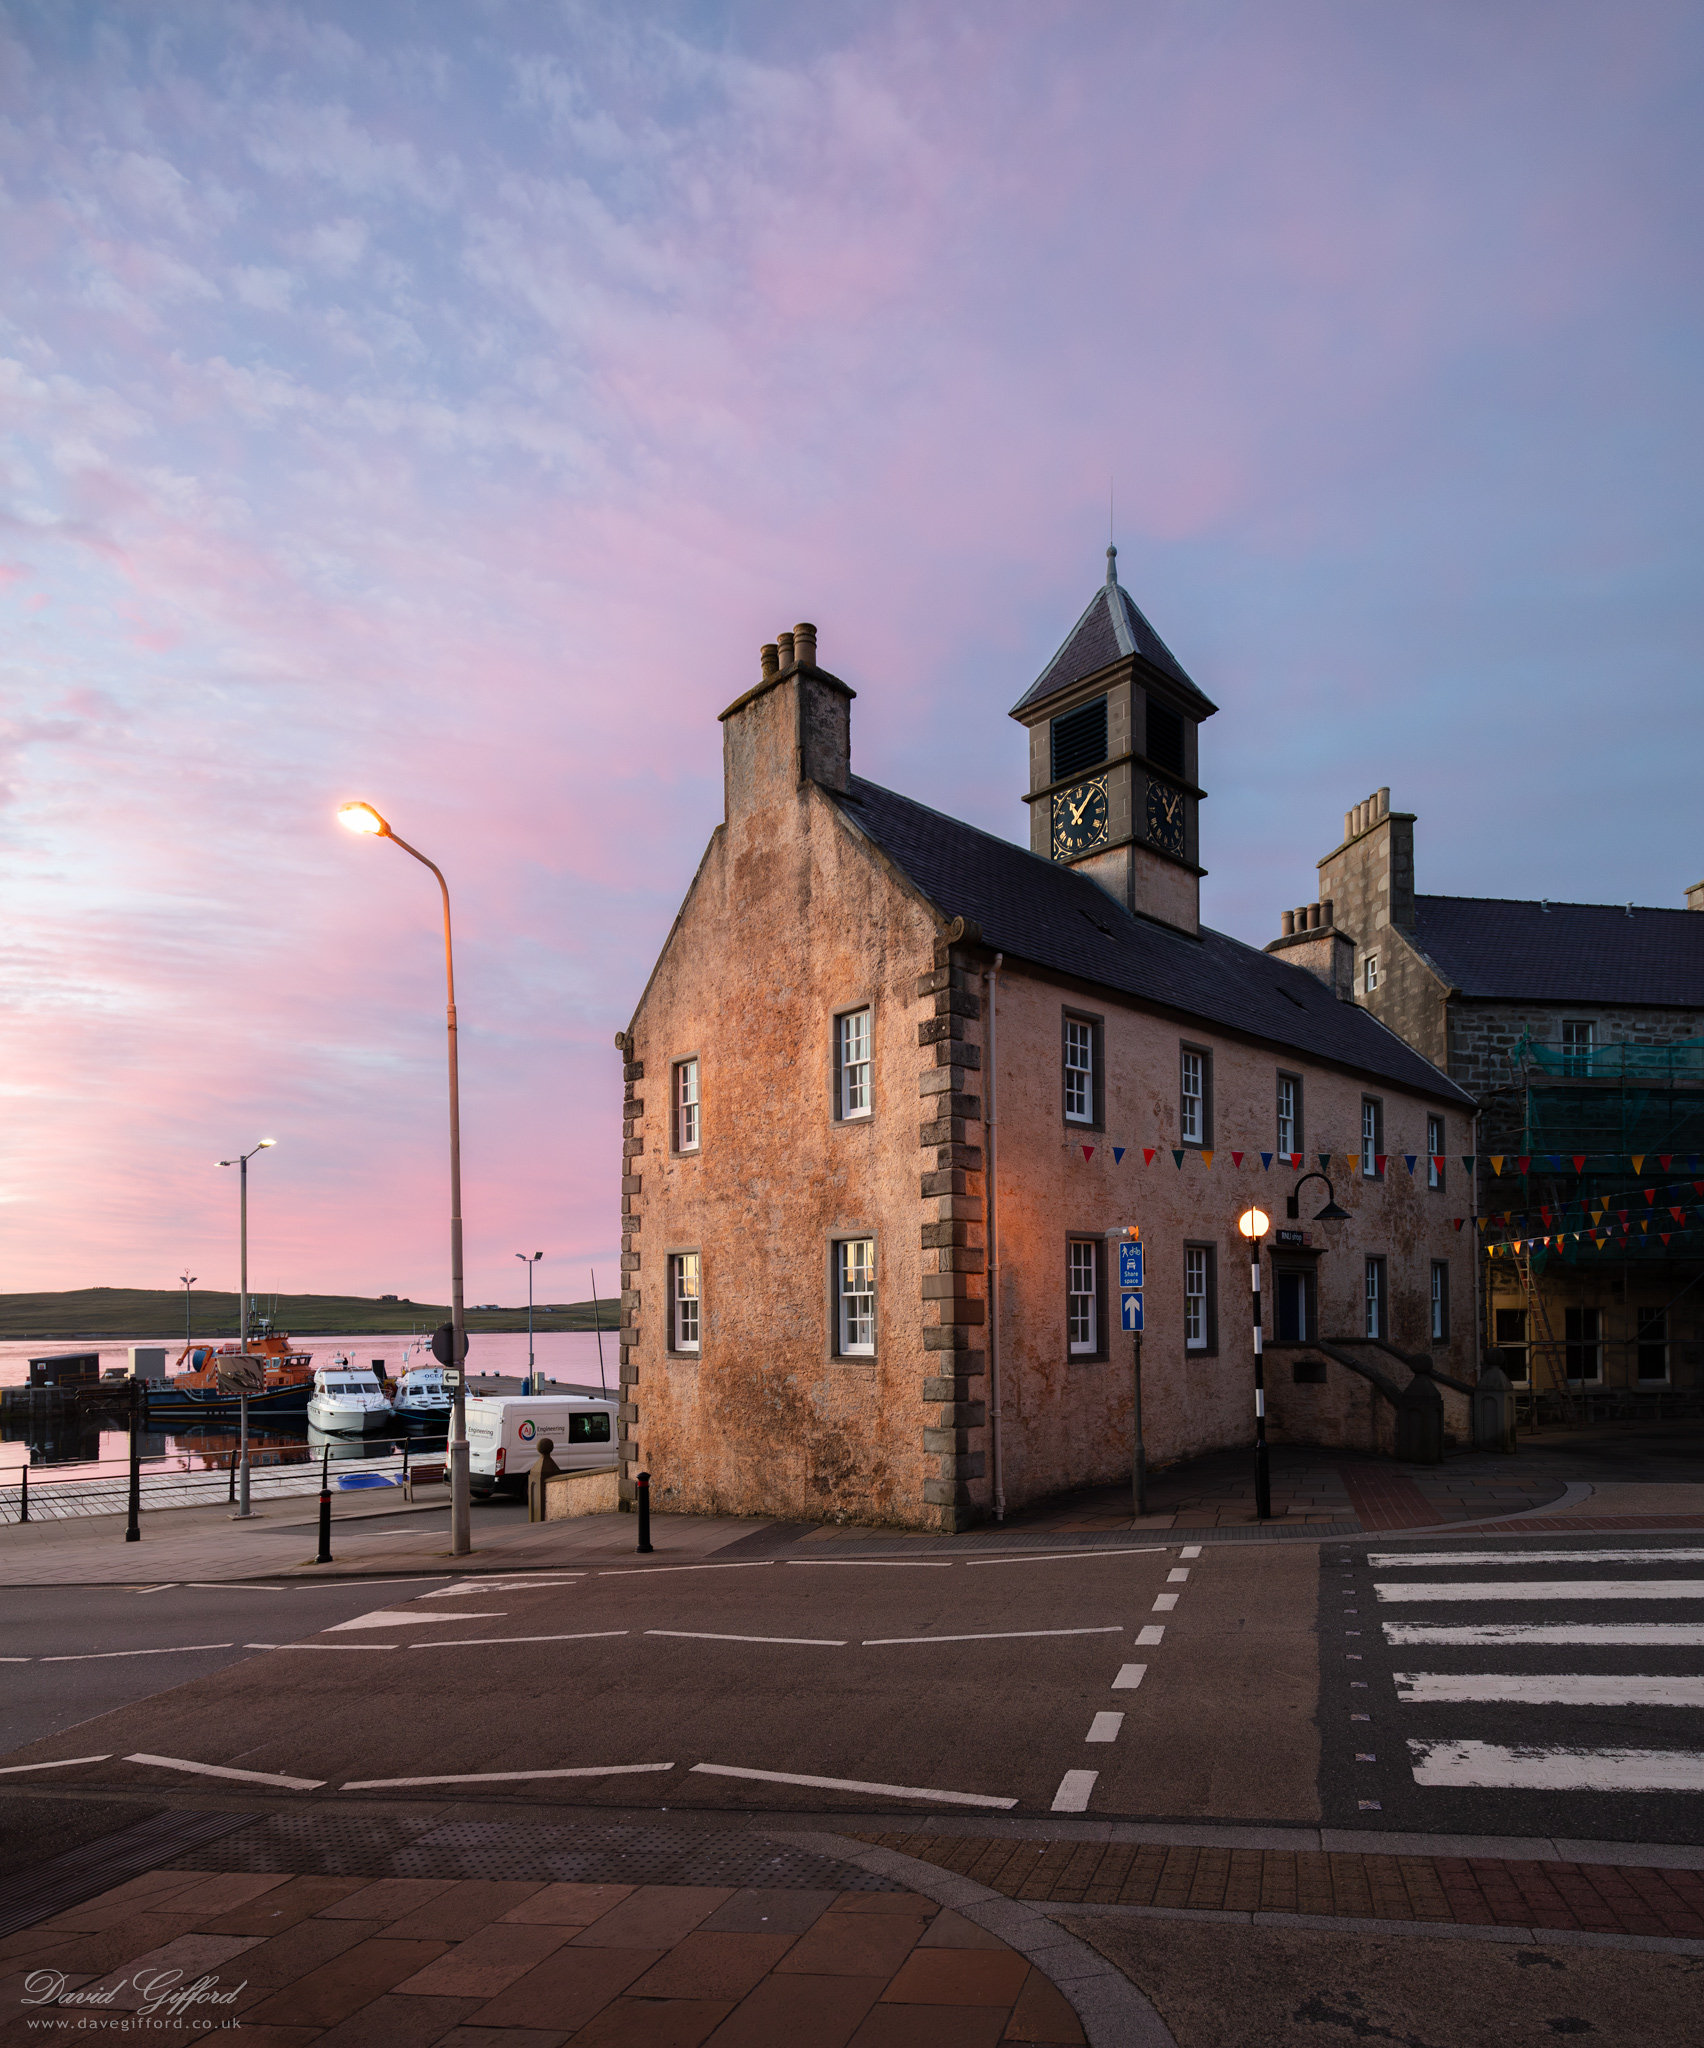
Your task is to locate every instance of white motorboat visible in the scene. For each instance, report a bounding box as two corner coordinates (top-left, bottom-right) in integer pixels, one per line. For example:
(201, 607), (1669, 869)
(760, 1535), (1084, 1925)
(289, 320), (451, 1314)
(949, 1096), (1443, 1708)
(306, 1358), (395, 1433)
(393, 1362), (453, 1422)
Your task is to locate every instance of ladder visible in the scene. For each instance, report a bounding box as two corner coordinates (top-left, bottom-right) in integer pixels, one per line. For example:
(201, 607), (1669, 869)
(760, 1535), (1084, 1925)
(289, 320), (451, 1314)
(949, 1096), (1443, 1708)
(1512, 1250), (1579, 1425)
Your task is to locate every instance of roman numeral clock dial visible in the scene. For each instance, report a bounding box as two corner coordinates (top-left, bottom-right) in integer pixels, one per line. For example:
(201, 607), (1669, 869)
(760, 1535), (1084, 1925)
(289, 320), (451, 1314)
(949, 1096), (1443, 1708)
(1051, 777), (1109, 858)
(1145, 780), (1186, 857)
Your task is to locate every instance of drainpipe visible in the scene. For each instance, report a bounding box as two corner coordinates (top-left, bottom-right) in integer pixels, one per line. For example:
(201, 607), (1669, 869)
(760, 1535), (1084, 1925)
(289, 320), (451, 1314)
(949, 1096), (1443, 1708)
(984, 954), (1005, 1521)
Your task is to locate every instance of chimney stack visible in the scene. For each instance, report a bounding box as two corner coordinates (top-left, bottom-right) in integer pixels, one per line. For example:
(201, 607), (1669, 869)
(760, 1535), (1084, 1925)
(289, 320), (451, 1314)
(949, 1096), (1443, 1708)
(1688, 879), (1704, 913)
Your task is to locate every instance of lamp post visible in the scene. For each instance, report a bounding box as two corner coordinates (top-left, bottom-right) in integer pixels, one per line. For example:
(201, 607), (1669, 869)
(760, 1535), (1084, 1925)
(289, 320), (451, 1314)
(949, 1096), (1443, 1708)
(218, 1139), (274, 1519)
(180, 1271), (197, 1351)
(517, 1251), (542, 1392)
(339, 800), (470, 1556)
(1237, 1206), (1272, 1520)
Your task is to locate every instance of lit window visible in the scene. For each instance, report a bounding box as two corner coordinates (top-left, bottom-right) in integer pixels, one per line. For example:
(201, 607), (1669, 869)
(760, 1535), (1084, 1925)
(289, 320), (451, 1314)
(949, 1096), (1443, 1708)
(838, 1239), (875, 1354)
(1181, 1049), (1204, 1144)
(674, 1059), (700, 1152)
(1426, 1114), (1444, 1190)
(838, 1010), (872, 1119)
(1065, 1020), (1094, 1123)
(1364, 1257), (1384, 1339)
(1184, 1246), (1209, 1350)
(1068, 1241), (1098, 1353)
(1364, 954), (1379, 993)
(670, 1253), (700, 1353)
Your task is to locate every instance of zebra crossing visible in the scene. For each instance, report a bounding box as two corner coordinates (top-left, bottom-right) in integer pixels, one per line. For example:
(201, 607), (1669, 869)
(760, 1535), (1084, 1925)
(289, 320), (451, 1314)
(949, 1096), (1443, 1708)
(1329, 1540), (1704, 1834)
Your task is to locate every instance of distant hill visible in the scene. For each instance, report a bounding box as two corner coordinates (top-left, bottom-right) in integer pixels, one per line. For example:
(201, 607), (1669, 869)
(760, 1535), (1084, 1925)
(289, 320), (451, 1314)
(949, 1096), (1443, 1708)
(0, 1288), (621, 1341)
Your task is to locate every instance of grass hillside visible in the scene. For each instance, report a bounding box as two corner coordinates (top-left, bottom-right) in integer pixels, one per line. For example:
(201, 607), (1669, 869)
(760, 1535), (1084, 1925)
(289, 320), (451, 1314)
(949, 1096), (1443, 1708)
(0, 1288), (621, 1341)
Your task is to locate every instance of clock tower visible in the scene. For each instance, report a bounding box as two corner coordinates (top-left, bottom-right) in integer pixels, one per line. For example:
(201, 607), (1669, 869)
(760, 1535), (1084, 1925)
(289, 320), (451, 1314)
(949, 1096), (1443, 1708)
(1010, 547), (1217, 936)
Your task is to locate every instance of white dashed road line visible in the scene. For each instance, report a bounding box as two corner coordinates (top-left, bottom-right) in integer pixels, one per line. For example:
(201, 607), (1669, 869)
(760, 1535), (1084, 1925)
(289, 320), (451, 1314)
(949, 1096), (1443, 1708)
(861, 1627), (1123, 1647)
(1136, 1624), (1165, 1645)
(125, 1752), (325, 1791)
(343, 1762), (675, 1789)
(1051, 1769), (1099, 1812)
(41, 1644), (235, 1662)
(646, 1631), (847, 1646)
(0, 1756), (112, 1775)
(1151, 1593), (1178, 1611)
(409, 1632), (629, 1650)
(1112, 1663), (1147, 1690)
(1086, 1713), (1124, 1742)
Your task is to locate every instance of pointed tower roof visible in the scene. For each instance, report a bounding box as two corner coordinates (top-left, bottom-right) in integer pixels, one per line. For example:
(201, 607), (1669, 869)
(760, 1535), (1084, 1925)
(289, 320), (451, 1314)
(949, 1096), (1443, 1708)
(1009, 546), (1217, 719)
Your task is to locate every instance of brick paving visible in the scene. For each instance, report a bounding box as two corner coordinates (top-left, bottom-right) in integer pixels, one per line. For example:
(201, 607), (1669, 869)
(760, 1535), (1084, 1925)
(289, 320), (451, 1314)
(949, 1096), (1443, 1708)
(854, 1834), (1704, 1940)
(0, 1871), (1086, 2047)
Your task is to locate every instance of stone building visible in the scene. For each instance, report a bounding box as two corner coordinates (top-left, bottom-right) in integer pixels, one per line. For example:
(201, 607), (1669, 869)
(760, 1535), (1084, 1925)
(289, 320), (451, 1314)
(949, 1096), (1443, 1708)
(1266, 796), (1704, 1404)
(616, 561), (1477, 1532)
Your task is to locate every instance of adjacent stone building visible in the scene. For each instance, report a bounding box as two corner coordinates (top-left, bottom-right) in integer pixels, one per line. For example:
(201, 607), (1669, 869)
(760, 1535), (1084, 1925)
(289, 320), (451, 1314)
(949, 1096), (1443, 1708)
(1266, 796), (1704, 1404)
(617, 563), (1477, 1532)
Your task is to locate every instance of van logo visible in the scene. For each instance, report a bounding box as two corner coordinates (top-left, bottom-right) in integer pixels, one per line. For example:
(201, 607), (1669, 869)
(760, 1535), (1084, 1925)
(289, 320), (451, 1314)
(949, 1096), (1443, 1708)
(518, 1419), (536, 1441)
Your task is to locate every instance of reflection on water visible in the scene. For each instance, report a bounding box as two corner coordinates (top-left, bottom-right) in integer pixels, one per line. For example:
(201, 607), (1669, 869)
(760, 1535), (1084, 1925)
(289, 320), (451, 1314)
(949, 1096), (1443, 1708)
(0, 1407), (451, 1484)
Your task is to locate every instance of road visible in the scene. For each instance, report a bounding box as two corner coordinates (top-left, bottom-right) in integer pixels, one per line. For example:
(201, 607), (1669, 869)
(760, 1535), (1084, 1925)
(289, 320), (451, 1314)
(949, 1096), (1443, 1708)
(3, 1527), (1701, 1844)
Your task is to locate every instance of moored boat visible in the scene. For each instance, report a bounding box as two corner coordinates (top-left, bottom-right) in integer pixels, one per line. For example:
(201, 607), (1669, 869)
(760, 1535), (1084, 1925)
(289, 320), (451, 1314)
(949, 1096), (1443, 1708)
(393, 1361), (453, 1424)
(146, 1333), (315, 1419)
(306, 1357), (396, 1433)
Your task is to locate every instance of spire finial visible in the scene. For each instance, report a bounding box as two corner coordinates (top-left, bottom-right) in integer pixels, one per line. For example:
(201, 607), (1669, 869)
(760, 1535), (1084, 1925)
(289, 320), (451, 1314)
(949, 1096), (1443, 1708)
(1105, 542), (1118, 587)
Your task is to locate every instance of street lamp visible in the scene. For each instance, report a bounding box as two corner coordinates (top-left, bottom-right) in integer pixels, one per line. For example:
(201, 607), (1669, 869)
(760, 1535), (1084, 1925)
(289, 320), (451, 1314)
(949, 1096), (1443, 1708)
(338, 800), (471, 1556)
(1237, 1205), (1272, 1521)
(218, 1138), (275, 1519)
(516, 1252), (543, 1394)
(1285, 1170), (1350, 1226)
(180, 1271), (197, 1351)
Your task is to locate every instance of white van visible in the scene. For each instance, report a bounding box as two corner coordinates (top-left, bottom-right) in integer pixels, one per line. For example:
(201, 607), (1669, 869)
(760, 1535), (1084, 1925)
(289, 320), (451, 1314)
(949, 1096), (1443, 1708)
(465, 1394), (618, 1500)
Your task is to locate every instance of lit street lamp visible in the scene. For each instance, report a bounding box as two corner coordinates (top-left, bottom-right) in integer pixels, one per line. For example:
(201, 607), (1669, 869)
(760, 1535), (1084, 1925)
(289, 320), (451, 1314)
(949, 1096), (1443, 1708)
(517, 1252), (543, 1394)
(338, 800), (471, 1556)
(1237, 1205), (1272, 1520)
(218, 1138), (275, 1519)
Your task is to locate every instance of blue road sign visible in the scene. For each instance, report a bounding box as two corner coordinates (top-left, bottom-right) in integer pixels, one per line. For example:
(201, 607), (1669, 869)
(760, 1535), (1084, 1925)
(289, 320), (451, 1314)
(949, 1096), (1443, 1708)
(1121, 1290), (1144, 1332)
(1119, 1241), (1144, 1290)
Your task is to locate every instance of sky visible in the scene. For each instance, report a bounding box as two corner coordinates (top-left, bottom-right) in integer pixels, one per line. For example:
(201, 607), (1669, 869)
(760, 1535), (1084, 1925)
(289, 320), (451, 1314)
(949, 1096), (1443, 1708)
(2, 0), (1700, 1307)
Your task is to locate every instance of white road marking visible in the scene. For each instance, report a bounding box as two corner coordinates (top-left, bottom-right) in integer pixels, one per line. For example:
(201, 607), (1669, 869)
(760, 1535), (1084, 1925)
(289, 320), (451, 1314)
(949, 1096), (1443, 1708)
(646, 1631), (846, 1646)
(785, 1560), (953, 1570)
(126, 1752), (324, 1791)
(1376, 1580), (1704, 1604)
(0, 1658), (28, 1664)
(1051, 1769), (1098, 1812)
(343, 1762), (673, 1789)
(1395, 1672), (1704, 1707)
(324, 1610), (507, 1631)
(1385, 1622), (1704, 1647)
(1151, 1593), (1178, 1611)
(254, 1643), (397, 1651)
(964, 1547), (1169, 1567)
(1408, 1740), (1704, 1792)
(0, 1756), (111, 1774)
(691, 1762), (1016, 1808)
(1136, 1625), (1165, 1645)
(42, 1644), (235, 1662)
(420, 1579), (581, 1596)
(862, 1627), (1123, 1646)
(1086, 1712), (1124, 1742)
(1368, 1550), (1704, 1568)
(409, 1632), (629, 1649)
(1112, 1664), (1147, 1690)
(601, 1562), (777, 1575)
(1167, 1569), (1189, 1583)
(1180, 1546), (1202, 1559)
(132, 1585), (177, 1595)
(186, 1578), (452, 1591)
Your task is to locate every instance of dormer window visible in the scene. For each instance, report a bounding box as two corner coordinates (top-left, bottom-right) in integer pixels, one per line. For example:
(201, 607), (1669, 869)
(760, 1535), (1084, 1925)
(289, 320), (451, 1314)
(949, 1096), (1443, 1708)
(1050, 696), (1108, 783)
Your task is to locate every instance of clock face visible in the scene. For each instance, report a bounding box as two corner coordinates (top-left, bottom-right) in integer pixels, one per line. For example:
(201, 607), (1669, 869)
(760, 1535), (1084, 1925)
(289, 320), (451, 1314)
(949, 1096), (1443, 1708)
(1051, 778), (1109, 858)
(1145, 779), (1186, 857)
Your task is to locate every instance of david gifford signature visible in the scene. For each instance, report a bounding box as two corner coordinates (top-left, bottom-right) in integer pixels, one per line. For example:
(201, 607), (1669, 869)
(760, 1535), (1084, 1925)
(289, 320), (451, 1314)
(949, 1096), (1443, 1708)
(23, 1968), (248, 2020)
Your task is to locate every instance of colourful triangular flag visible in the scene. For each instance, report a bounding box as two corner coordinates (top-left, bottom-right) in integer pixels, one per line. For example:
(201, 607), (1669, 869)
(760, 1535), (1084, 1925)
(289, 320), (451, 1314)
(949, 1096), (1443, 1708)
(1172, 1149), (1186, 1169)
(1201, 1150), (1214, 1169)
(1143, 1148), (1156, 1166)
(1082, 1145), (1094, 1162)
(1231, 1151), (1243, 1168)
(1318, 1153), (1332, 1173)
(1403, 1155), (1417, 1174)
(1631, 1154), (1645, 1174)
(1112, 1147), (1125, 1164)
(1573, 1155), (1586, 1172)
(1491, 1156), (1504, 1175)
(1515, 1156), (1530, 1175)
(1260, 1152), (1273, 1170)
(1461, 1155), (1476, 1174)
(1453, 1217), (1464, 1231)
(1660, 1154), (1673, 1170)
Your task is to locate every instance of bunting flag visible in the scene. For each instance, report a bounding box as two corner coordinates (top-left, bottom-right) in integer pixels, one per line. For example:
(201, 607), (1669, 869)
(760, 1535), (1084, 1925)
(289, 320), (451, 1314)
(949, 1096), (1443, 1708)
(1660, 1154), (1673, 1170)
(1143, 1148), (1156, 1166)
(1318, 1153), (1333, 1172)
(1374, 1154), (1387, 1174)
(1403, 1155), (1417, 1174)
(1462, 1155), (1476, 1173)
(1082, 1145), (1094, 1161)
(1201, 1150), (1215, 1169)
(1573, 1155), (1587, 1171)
(1645, 1189), (1656, 1205)
(1491, 1156), (1504, 1174)
(1260, 1151), (1273, 1170)
(1231, 1151), (1244, 1167)
(1112, 1147), (1125, 1164)
(1453, 1218), (1464, 1231)
(1515, 1156), (1531, 1175)
(1631, 1154), (1645, 1173)
(1172, 1149), (1185, 1169)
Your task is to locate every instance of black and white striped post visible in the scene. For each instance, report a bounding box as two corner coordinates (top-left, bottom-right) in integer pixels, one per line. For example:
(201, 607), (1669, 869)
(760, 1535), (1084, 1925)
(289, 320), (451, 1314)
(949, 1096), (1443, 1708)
(1238, 1206), (1272, 1521)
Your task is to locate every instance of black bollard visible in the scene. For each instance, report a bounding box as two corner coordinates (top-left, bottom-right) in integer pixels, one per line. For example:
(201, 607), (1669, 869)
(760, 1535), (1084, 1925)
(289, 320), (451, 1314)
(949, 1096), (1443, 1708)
(636, 1469), (653, 1554)
(18, 1462), (27, 1525)
(228, 1447), (236, 1504)
(125, 1374), (142, 1543)
(316, 1447), (333, 1565)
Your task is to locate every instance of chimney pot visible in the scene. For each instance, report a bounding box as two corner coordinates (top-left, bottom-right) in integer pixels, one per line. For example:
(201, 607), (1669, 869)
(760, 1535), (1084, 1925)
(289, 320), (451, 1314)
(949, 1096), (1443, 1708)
(1343, 810), (1354, 842)
(1307, 903), (1320, 930)
(760, 643), (779, 681)
(1282, 910), (1296, 937)
(1321, 898), (1334, 926)
(1377, 786), (1390, 817)
(794, 621), (817, 668)
(776, 629), (796, 668)
(1686, 879), (1704, 912)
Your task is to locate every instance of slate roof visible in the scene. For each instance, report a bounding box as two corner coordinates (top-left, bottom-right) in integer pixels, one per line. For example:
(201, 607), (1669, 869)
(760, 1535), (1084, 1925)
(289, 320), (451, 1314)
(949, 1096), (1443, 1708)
(1411, 896), (1704, 1008)
(833, 776), (1470, 1105)
(1009, 547), (1218, 720)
